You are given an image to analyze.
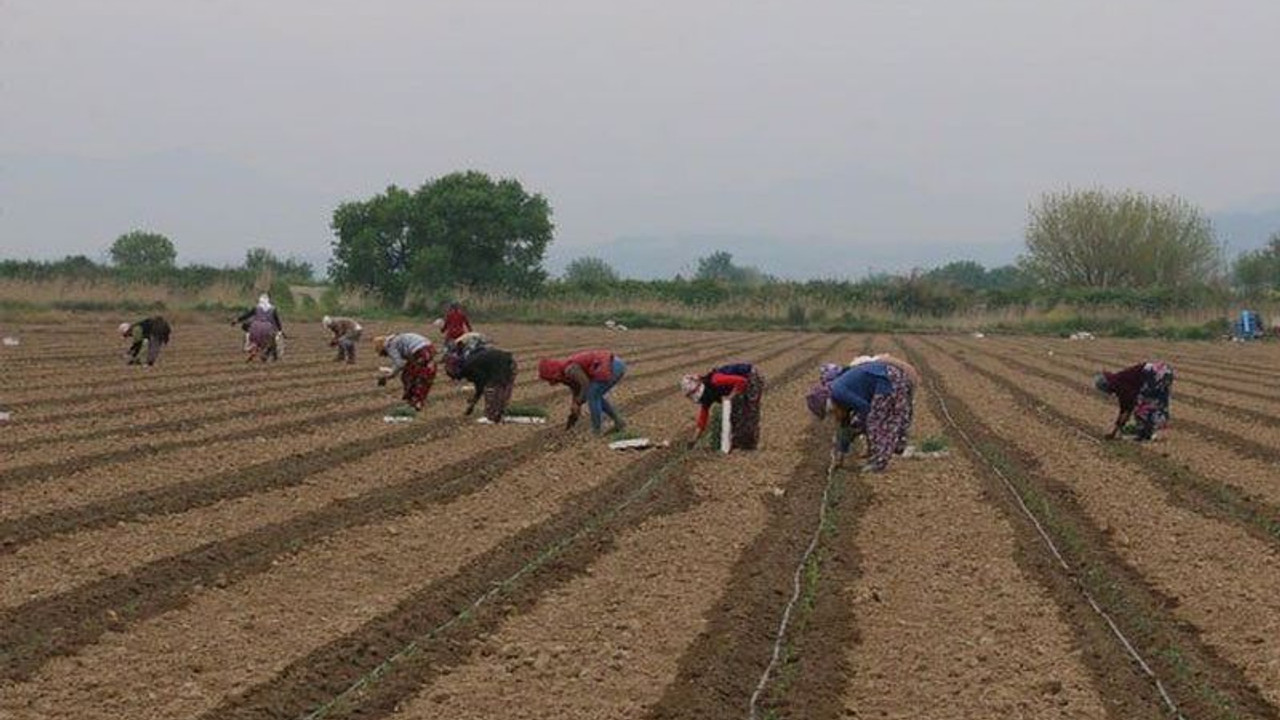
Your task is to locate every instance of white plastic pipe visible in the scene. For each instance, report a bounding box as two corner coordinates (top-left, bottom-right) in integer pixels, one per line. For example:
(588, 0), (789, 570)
(720, 397), (732, 454)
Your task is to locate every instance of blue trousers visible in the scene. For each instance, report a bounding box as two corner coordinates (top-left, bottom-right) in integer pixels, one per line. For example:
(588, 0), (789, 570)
(586, 357), (626, 432)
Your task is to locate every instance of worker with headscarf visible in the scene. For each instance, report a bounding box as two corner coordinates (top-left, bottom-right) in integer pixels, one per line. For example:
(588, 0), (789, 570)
(680, 362), (766, 449)
(322, 315), (362, 364)
(806, 356), (916, 472)
(232, 293), (284, 361)
(1094, 361), (1174, 441)
(537, 349), (626, 434)
(119, 316), (172, 366)
(439, 301), (473, 349)
(374, 332), (437, 411)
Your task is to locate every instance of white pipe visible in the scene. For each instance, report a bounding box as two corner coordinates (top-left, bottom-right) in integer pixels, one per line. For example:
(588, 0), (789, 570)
(720, 397), (732, 454)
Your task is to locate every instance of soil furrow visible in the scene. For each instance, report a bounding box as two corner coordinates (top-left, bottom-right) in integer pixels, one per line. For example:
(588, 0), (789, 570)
(974, 338), (1280, 431)
(9, 333), (694, 423)
(638, 339), (872, 720)
(930, 339), (1280, 546)
(961, 338), (1280, 466)
(0, 334), (768, 486)
(648, 426), (866, 720)
(190, 335), (845, 720)
(903, 338), (1280, 719)
(0, 334), (785, 551)
(0, 335), (814, 682)
(0, 340), (557, 451)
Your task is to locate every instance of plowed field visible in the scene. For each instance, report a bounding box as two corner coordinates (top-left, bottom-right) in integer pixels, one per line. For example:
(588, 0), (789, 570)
(1, 321), (1278, 719)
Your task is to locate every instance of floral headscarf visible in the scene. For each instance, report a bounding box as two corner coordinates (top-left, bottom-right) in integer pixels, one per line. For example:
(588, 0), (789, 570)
(806, 383), (831, 419)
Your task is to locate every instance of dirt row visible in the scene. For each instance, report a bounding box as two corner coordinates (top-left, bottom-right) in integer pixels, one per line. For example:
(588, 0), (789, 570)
(943, 337), (1280, 515)
(0, 332), (784, 515)
(0, 334), (836, 719)
(0, 331), (728, 464)
(0, 333), (798, 613)
(904, 337), (1280, 717)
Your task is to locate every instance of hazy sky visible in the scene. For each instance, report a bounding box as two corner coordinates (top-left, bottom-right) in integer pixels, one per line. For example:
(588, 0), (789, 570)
(2, 1), (1279, 278)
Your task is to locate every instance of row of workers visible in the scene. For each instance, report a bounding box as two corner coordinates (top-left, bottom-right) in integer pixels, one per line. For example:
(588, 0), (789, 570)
(117, 313), (1174, 466)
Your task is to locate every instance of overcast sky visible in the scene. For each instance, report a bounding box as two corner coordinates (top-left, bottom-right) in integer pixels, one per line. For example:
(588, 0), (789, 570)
(2, 0), (1278, 278)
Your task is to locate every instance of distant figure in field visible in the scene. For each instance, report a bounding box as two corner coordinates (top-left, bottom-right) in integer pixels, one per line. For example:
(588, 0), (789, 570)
(453, 346), (518, 422)
(375, 333), (437, 411)
(680, 362), (766, 450)
(1094, 361), (1174, 441)
(807, 355), (917, 472)
(438, 301), (473, 349)
(232, 293), (285, 362)
(323, 315), (362, 364)
(119, 316), (172, 366)
(538, 349), (626, 434)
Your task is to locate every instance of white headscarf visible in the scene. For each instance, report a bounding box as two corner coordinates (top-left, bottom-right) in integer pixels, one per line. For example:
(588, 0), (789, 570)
(680, 374), (703, 401)
(850, 355), (876, 366)
(118, 322), (132, 336)
(322, 315), (333, 328)
(257, 294), (273, 311)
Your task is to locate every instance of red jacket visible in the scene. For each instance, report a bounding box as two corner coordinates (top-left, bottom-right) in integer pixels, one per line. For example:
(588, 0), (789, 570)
(565, 350), (615, 382)
(443, 308), (472, 342)
(696, 373), (749, 431)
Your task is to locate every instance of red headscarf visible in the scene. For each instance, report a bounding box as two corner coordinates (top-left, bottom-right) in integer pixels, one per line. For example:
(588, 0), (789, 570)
(538, 358), (566, 383)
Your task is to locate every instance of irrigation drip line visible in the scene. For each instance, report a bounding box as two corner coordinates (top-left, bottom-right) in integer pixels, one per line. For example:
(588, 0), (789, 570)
(928, 378), (1184, 720)
(747, 451), (840, 720)
(298, 448), (691, 720)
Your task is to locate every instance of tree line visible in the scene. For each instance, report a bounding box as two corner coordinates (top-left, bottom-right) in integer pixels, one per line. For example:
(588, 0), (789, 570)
(9, 173), (1279, 317)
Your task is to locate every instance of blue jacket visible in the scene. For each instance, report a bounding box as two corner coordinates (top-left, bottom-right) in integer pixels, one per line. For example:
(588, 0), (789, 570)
(829, 362), (893, 418)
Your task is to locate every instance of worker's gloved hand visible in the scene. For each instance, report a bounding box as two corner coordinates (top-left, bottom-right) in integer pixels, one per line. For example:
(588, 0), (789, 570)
(464, 401), (476, 416)
(376, 376), (388, 387)
(565, 410), (580, 430)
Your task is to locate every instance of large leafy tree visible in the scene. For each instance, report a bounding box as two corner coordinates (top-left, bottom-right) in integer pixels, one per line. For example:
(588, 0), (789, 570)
(329, 171), (553, 305)
(109, 230), (176, 270)
(1022, 189), (1222, 288)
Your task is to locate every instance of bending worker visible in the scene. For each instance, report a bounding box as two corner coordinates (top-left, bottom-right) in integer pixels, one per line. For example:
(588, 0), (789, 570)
(538, 349), (626, 434)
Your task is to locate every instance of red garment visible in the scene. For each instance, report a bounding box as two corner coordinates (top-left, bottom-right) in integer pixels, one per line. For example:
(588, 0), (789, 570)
(695, 373), (750, 431)
(443, 308), (472, 343)
(564, 350), (615, 382)
(402, 346), (437, 409)
(1104, 363), (1145, 412)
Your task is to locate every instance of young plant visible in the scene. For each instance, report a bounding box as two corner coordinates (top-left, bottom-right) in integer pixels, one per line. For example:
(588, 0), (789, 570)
(504, 404), (548, 418)
(918, 434), (950, 453)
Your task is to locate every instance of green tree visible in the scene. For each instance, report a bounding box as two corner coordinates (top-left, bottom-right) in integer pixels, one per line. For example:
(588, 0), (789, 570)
(923, 260), (989, 289)
(244, 247), (314, 282)
(694, 251), (771, 285)
(109, 230), (176, 270)
(563, 256), (619, 288)
(1234, 232), (1280, 292)
(329, 171), (553, 305)
(1022, 189), (1222, 288)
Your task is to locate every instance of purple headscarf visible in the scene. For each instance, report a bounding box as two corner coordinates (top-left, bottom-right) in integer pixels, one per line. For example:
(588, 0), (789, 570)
(805, 382), (831, 419)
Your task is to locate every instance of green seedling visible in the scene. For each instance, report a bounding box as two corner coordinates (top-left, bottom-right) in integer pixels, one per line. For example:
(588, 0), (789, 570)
(918, 435), (950, 453)
(386, 404), (417, 418)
